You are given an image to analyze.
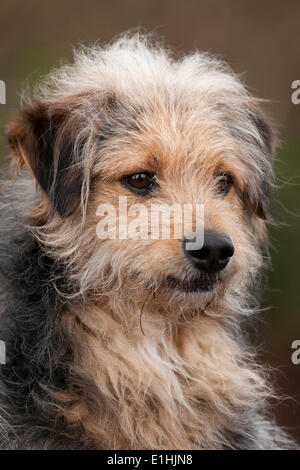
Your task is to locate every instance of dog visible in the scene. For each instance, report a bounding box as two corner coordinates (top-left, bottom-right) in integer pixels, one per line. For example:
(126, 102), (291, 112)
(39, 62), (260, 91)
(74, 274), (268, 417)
(0, 34), (296, 450)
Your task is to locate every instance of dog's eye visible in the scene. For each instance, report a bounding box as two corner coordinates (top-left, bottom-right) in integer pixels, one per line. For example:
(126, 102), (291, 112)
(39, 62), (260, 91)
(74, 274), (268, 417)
(122, 172), (155, 194)
(215, 172), (233, 196)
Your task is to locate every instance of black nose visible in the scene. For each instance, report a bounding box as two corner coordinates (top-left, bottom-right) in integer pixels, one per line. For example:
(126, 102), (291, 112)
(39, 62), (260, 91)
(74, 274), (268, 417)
(184, 230), (234, 272)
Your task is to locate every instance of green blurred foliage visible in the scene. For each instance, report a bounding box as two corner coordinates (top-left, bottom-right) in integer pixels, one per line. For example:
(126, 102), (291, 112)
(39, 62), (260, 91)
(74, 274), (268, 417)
(0, 0), (299, 439)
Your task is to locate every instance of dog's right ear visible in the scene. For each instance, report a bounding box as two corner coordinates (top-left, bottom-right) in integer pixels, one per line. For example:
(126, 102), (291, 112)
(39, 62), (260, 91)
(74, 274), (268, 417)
(7, 98), (86, 217)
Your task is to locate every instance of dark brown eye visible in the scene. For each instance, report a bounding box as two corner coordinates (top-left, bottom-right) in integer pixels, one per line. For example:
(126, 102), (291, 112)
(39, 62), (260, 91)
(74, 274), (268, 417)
(122, 172), (155, 194)
(216, 172), (233, 196)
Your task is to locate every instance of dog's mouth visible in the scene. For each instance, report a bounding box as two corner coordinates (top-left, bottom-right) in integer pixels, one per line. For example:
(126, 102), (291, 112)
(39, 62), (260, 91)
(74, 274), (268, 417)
(164, 274), (219, 293)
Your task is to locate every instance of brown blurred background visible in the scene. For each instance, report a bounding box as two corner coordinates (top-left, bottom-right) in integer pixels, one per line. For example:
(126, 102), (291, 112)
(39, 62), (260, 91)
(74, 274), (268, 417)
(0, 0), (299, 442)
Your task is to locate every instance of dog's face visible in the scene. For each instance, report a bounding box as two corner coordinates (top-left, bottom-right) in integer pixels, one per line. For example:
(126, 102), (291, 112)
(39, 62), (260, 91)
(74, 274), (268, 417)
(88, 103), (271, 303)
(7, 44), (275, 311)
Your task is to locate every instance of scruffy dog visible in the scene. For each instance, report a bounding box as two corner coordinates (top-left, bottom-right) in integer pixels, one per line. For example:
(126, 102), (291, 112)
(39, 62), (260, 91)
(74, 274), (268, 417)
(0, 34), (296, 450)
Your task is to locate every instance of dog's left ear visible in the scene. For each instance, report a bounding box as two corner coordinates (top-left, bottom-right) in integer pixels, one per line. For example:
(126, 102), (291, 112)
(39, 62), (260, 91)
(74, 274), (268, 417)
(243, 109), (276, 221)
(251, 110), (275, 156)
(7, 97), (86, 217)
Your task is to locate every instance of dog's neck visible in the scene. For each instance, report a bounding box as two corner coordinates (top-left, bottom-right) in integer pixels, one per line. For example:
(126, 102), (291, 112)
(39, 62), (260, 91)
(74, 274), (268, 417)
(56, 296), (267, 449)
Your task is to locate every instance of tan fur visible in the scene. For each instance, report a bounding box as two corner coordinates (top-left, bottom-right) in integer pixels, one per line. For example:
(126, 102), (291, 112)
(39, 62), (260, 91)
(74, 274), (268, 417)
(6, 34), (285, 449)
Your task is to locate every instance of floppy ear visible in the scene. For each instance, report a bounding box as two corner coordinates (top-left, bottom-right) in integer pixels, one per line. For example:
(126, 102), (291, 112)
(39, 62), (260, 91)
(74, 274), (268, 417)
(251, 110), (275, 157)
(7, 98), (86, 217)
(242, 109), (276, 221)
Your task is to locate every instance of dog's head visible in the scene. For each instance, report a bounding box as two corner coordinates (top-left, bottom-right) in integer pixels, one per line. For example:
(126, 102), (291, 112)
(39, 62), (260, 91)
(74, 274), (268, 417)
(7, 36), (275, 311)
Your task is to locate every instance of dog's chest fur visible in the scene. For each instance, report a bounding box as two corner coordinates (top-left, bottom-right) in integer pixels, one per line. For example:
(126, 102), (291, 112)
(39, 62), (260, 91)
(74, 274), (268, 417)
(54, 301), (265, 449)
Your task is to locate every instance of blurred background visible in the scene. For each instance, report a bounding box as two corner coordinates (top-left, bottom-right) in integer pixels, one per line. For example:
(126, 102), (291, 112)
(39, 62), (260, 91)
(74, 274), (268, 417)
(0, 0), (299, 442)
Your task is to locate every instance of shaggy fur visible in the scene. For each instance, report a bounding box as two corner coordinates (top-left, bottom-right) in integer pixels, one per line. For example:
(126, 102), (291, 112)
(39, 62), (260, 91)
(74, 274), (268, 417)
(0, 34), (296, 449)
